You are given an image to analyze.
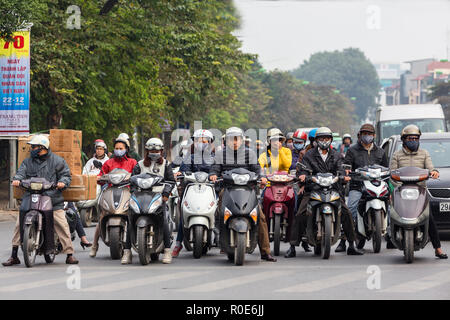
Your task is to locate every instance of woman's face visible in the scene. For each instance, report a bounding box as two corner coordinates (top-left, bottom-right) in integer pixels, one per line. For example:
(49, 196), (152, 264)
(114, 142), (126, 151)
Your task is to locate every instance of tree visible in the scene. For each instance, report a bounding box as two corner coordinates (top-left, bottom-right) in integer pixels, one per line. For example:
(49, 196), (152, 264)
(429, 81), (450, 124)
(291, 48), (380, 121)
(0, 0), (44, 41)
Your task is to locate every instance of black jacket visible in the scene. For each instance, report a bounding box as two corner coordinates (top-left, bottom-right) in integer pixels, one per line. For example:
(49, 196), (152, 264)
(298, 147), (344, 193)
(343, 141), (388, 190)
(210, 145), (260, 177)
(132, 161), (175, 198)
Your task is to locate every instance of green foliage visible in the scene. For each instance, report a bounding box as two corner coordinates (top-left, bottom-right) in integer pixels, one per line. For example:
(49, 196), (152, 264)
(0, 0), (44, 40)
(292, 48), (380, 121)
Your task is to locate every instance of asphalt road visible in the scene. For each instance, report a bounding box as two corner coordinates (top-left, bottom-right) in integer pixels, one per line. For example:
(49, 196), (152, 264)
(0, 220), (449, 300)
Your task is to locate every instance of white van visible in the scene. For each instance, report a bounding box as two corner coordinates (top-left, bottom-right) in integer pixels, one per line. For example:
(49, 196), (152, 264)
(376, 104), (447, 144)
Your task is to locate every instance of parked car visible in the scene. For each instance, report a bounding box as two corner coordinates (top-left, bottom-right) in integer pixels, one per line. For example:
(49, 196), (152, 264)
(376, 104), (447, 145)
(382, 132), (450, 231)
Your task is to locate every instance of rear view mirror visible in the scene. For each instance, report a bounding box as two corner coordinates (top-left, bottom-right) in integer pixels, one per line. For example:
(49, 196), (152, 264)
(93, 160), (103, 169)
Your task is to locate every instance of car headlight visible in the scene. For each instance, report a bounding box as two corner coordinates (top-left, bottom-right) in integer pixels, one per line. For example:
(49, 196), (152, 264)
(149, 196), (163, 213)
(401, 189), (419, 200)
(232, 173), (250, 185)
(109, 173), (127, 185)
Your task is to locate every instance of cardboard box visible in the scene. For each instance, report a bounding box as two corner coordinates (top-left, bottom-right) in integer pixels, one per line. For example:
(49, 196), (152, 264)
(85, 175), (98, 200)
(62, 187), (87, 202)
(49, 129), (82, 153)
(54, 151), (82, 175)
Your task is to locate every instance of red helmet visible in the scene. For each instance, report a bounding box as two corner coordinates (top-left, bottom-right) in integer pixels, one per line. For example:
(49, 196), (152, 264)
(293, 129), (307, 142)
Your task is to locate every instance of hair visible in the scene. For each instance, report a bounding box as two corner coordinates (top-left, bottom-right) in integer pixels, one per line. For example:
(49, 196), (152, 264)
(143, 149), (164, 167)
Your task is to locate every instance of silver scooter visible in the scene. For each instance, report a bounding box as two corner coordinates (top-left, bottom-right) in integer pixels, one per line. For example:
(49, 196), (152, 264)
(389, 166), (430, 263)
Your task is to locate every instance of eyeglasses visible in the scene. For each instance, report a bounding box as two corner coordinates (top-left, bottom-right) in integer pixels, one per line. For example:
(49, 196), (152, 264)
(405, 136), (419, 141)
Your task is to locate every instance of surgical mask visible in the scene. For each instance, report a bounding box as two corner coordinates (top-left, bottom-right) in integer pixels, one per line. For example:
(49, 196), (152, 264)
(114, 149), (126, 158)
(293, 142), (305, 151)
(361, 135), (374, 145)
(286, 142), (294, 150)
(30, 148), (42, 158)
(404, 140), (419, 152)
(148, 153), (161, 161)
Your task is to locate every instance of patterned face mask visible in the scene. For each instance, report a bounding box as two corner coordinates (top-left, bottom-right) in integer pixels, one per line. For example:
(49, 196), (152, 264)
(114, 149), (126, 158)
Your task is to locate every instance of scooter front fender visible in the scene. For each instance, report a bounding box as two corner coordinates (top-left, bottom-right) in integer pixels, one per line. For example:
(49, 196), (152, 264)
(188, 216), (210, 229)
(136, 216), (152, 228)
(366, 199), (385, 212)
(229, 218), (250, 233)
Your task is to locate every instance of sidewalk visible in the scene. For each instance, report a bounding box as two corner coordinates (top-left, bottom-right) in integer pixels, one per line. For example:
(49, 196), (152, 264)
(0, 210), (18, 222)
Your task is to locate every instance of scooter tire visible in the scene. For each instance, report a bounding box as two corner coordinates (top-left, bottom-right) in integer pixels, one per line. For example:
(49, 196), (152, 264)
(109, 227), (123, 260)
(80, 208), (93, 228)
(193, 225), (204, 259)
(372, 209), (382, 254)
(321, 215), (332, 260)
(273, 215), (281, 256)
(404, 229), (414, 264)
(23, 224), (38, 268)
(234, 232), (246, 266)
(137, 226), (151, 265)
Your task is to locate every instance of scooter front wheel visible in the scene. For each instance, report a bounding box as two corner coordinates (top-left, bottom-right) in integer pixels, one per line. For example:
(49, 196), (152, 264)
(321, 215), (332, 260)
(404, 229), (414, 264)
(23, 224), (38, 268)
(193, 225), (204, 259)
(372, 209), (382, 253)
(273, 215), (281, 256)
(137, 226), (151, 265)
(234, 232), (246, 266)
(109, 226), (124, 260)
(80, 208), (93, 228)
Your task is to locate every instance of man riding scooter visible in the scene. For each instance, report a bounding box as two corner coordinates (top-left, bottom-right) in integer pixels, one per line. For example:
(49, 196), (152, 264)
(3, 135), (79, 266)
(389, 124), (447, 259)
(285, 127), (364, 258)
(337, 124), (388, 252)
(209, 127), (277, 262)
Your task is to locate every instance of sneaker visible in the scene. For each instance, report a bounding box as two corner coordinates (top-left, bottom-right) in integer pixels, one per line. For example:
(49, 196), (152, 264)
(172, 244), (182, 258)
(121, 249), (132, 264)
(162, 248), (172, 264)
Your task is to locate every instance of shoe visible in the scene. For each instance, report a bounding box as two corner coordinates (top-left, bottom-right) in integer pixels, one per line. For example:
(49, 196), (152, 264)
(335, 240), (347, 253)
(89, 245), (98, 258)
(80, 241), (93, 250)
(261, 254), (277, 262)
(66, 256), (79, 264)
(386, 239), (396, 249)
(347, 246), (364, 256)
(121, 249), (132, 264)
(2, 257), (20, 267)
(285, 246), (296, 258)
(172, 244), (182, 258)
(162, 248), (172, 264)
(301, 241), (312, 253)
(435, 251), (448, 259)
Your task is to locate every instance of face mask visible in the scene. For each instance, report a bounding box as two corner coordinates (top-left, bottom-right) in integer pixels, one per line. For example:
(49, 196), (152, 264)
(317, 140), (331, 150)
(114, 149), (126, 158)
(293, 143), (305, 151)
(148, 153), (161, 161)
(404, 140), (419, 152)
(194, 142), (208, 151)
(361, 135), (374, 145)
(286, 142), (294, 150)
(30, 148), (42, 158)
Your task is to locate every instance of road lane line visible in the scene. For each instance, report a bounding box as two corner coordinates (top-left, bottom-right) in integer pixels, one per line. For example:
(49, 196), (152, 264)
(178, 271), (289, 293)
(382, 270), (450, 293)
(0, 271), (38, 280)
(82, 271), (203, 292)
(275, 271), (368, 293)
(0, 271), (123, 292)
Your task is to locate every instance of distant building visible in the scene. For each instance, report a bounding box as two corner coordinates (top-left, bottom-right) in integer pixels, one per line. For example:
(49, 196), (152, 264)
(400, 58), (435, 104)
(374, 63), (405, 106)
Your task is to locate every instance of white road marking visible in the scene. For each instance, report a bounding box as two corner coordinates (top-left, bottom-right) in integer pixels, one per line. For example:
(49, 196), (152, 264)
(82, 271), (203, 292)
(178, 271), (289, 293)
(383, 270), (450, 293)
(0, 271), (123, 292)
(275, 271), (368, 293)
(0, 271), (38, 280)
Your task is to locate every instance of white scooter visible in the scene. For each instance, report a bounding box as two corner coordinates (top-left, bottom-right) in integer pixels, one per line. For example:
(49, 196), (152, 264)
(168, 166), (181, 231)
(179, 171), (217, 259)
(353, 165), (390, 253)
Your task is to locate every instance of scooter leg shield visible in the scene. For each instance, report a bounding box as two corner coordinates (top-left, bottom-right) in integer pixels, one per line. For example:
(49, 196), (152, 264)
(229, 219), (250, 233)
(188, 216), (210, 230)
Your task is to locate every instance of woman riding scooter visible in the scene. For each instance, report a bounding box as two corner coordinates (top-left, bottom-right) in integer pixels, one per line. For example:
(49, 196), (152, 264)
(172, 129), (215, 258)
(89, 135), (137, 258)
(121, 138), (176, 264)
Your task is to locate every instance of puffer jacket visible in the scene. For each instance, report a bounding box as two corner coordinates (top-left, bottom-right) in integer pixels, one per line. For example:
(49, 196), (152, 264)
(258, 147), (292, 174)
(390, 147), (435, 172)
(14, 149), (71, 210)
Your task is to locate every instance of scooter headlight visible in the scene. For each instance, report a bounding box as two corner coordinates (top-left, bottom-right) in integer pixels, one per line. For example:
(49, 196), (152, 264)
(149, 196), (163, 213)
(231, 173), (250, 185)
(401, 189), (419, 200)
(109, 173), (127, 185)
(136, 178), (154, 189)
(30, 182), (43, 191)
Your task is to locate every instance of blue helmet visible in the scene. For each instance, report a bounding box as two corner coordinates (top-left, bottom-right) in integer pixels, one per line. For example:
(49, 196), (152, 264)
(308, 128), (317, 141)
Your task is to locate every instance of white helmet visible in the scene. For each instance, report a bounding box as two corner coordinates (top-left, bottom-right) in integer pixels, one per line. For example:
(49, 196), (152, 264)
(28, 135), (50, 149)
(145, 138), (164, 150)
(225, 127), (244, 138)
(192, 129), (214, 142)
(118, 133), (130, 141)
(94, 139), (107, 150)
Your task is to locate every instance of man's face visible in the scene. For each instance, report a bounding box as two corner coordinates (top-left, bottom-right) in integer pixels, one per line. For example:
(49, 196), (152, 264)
(31, 145), (47, 156)
(404, 135), (420, 142)
(226, 136), (243, 150)
(96, 147), (105, 157)
(343, 138), (351, 145)
(316, 136), (332, 144)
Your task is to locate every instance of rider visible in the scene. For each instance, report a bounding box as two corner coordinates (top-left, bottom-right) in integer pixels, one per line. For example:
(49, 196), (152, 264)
(305, 128), (317, 152)
(82, 139), (109, 175)
(118, 132), (141, 161)
(285, 132), (294, 151)
(172, 129), (215, 257)
(121, 138), (176, 264)
(89, 135), (138, 258)
(339, 134), (353, 158)
(290, 129), (308, 171)
(209, 127), (277, 262)
(258, 128), (292, 175)
(285, 127), (364, 258)
(3, 135), (79, 266)
(389, 124), (447, 259)
(335, 124), (388, 252)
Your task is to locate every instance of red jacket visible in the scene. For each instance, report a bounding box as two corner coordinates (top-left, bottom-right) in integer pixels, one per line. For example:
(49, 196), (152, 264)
(99, 155), (137, 176)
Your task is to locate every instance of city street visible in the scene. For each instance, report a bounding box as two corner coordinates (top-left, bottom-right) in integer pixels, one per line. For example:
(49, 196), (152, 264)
(1, 219), (449, 300)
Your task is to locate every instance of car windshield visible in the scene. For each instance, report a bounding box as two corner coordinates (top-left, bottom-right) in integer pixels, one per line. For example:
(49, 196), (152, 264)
(395, 139), (450, 168)
(381, 119), (445, 142)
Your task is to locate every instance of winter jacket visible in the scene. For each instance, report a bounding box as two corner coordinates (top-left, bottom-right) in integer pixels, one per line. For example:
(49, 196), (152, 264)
(132, 159), (175, 198)
(258, 147), (292, 174)
(210, 145), (260, 177)
(99, 155), (137, 176)
(82, 155), (109, 175)
(14, 149), (71, 210)
(390, 147), (435, 172)
(179, 147), (215, 173)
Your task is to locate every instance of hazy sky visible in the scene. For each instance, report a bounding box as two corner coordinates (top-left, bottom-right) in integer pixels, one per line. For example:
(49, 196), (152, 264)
(233, 0), (450, 71)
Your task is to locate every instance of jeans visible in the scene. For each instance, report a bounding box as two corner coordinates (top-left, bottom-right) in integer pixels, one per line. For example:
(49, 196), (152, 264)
(347, 190), (362, 222)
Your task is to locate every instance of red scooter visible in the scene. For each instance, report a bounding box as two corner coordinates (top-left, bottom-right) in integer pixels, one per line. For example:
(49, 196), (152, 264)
(262, 171), (296, 256)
